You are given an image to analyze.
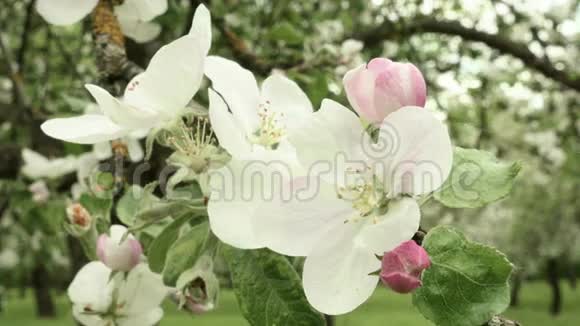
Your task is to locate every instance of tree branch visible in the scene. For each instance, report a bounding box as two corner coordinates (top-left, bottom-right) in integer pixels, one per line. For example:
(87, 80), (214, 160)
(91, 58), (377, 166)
(355, 16), (580, 92)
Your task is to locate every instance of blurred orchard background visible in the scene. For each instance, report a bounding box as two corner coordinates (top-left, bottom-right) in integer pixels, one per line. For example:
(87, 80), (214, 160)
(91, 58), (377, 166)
(0, 0), (579, 325)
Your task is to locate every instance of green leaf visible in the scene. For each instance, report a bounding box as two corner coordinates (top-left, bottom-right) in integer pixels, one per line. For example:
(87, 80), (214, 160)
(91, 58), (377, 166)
(79, 193), (113, 224)
(434, 147), (521, 208)
(413, 226), (513, 326)
(162, 222), (209, 286)
(267, 22), (304, 45)
(222, 247), (325, 326)
(147, 215), (190, 273)
(116, 184), (160, 226)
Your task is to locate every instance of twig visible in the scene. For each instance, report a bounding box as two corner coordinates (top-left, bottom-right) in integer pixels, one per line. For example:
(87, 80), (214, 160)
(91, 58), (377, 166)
(355, 16), (580, 92)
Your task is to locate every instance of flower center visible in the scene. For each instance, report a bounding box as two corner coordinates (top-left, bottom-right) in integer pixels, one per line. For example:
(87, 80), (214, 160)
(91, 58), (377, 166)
(249, 101), (285, 149)
(166, 118), (220, 173)
(338, 166), (385, 223)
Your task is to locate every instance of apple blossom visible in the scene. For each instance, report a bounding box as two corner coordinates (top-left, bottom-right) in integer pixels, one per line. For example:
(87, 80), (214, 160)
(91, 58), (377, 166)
(97, 225), (143, 272)
(343, 58), (427, 124)
(251, 101), (452, 314)
(41, 4), (211, 145)
(380, 240), (431, 294)
(21, 149), (78, 179)
(68, 261), (167, 326)
(205, 57), (313, 249)
(35, 0), (168, 43)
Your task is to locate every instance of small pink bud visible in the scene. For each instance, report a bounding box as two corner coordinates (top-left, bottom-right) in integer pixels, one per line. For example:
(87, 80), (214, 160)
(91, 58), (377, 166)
(380, 240), (430, 294)
(343, 58), (427, 124)
(96, 225), (142, 272)
(66, 203), (92, 232)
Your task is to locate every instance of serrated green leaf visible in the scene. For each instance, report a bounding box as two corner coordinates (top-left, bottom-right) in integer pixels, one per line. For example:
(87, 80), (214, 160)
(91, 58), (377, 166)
(116, 184), (160, 226)
(434, 147), (521, 208)
(162, 222), (209, 286)
(413, 226), (513, 326)
(147, 215), (190, 273)
(222, 247), (325, 326)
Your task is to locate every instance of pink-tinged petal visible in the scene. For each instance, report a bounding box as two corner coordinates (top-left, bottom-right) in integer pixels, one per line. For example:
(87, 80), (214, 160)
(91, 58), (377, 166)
(96, 225), (143, 272)
(96, 234), (108, 263)
(380, 240), (430, 294)
(128, 238), (143, 268)
(344, 57), (427, 124)
(381, 272), (422, 294)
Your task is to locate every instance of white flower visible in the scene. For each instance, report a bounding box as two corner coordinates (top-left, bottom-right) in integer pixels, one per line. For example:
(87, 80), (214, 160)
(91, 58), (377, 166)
(68, 261), (168, 326)
(41, 5), (211, 145)
(251, 101), (452, 314)
(28, 180), (50, 203)
(36, 0), (168, 43)
(85, 103), (147, 163)
(21, 149), (78, 180)
(205, 57), (313, 249)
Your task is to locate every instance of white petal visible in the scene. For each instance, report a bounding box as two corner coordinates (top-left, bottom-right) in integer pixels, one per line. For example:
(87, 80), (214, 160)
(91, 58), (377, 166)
(260, 74), (312, 131)
(93, 141), (113, 160)
(118, 264), (167, 315)
(41, 114), (126, 144)
(289, 99), (368, 185)
(72, 305), (106, 326)
(36, 0), (97, 26)
(119, 308), (163, 326)
(188, 4), (212, 56)
(85, 84), (158, 129)
(208, 160), (290, 250)
(204, 56), (260, 134)
(253, 177), (354, 256)
(123, 35), (204, 118)
(357, 197), (420, 255)
(125, 137), (144, 162)
(118, 0), (168, 22)
(208, 89), (252, 159)
(119, 19), (161, 43)
(303, 223), (379, 315)
(377, 106), (453, 196)
(68, 262), (112, 312)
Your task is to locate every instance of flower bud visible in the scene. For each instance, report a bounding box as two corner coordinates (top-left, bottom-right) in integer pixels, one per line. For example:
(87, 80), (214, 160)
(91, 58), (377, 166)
(380, 240), (430, 294)
(343, 58), (427, 124)
(28, 180), (50, 203)
(96, 225), (142, 272)
(174, 255), (219, 314)
(66, 203), (92, 233)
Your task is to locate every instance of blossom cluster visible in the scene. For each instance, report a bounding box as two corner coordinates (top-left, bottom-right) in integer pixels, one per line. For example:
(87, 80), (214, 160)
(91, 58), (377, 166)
(35, 3), (453, 324)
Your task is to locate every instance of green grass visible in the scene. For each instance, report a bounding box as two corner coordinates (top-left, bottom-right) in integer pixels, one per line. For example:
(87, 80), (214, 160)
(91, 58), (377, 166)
(1, 282), (578, 325)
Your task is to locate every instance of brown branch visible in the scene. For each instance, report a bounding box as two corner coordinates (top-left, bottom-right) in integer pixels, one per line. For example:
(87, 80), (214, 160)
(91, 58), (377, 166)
(355, 17), (580, 92)
(91, 0), (142, 92)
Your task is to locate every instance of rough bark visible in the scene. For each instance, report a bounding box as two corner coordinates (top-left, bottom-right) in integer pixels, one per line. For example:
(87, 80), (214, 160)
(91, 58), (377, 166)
(31, 264), (56, 318)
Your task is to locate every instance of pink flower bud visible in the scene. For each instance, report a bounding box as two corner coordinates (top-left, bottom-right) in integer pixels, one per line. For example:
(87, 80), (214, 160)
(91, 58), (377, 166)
(96, 225), (142, 272)
(29, 180), (50, 203)
(66, 203), (92, 232)
(343, 58), (427, 124)
(380, 240), (430, 294)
